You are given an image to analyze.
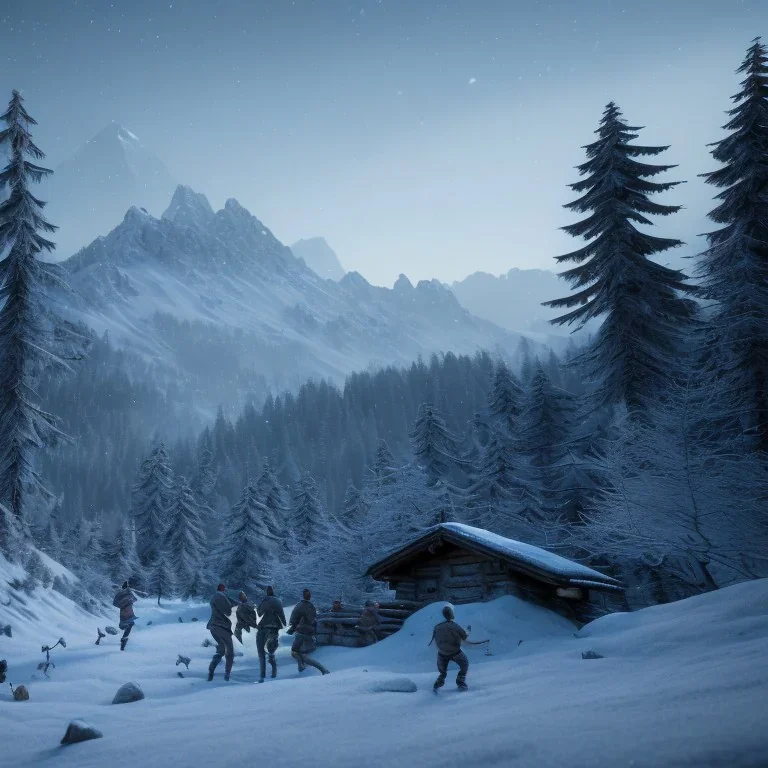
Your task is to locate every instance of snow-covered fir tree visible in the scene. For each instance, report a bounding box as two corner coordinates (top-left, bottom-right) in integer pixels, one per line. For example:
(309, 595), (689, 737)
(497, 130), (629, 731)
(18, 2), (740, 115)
(544, 102), (697, 415)
(146, 547), (176, 605)
(131, 443), (174, 565)
(108, 520), (143, 588)
(216, 483), (276, 592)
(164, 477), (209, 598)
(371, 439), (397, 491)
(697, 38), (768, 451)
(341, 481), (368, 525)
(488, 361), (525, 435)
(0, 90), (71, 523)
(0, 502), (24, 560)
(410, 403), (464, 487)
(256, 460), (289, 539)
(291, 472), (325, 547)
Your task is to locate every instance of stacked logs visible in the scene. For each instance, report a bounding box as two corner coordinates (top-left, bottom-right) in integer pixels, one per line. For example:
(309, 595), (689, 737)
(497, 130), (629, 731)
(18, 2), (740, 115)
(315, 600), (422, 648)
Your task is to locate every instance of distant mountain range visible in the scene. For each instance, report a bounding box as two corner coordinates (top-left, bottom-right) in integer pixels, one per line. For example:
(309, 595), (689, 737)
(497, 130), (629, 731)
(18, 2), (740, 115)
(60, 185), (539, 416)
(450, 268), (591, 343)
(291, 237), (346, 281)
(45, 123), (176, 259)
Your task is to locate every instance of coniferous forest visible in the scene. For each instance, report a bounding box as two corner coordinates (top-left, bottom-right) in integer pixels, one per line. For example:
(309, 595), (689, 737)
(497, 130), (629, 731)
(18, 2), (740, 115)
(1, 39), (767, 615)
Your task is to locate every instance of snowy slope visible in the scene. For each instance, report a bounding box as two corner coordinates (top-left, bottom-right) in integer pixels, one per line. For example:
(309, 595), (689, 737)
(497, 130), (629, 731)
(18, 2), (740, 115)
(59, 186), (535, 410)
(3, 577), (767, 767)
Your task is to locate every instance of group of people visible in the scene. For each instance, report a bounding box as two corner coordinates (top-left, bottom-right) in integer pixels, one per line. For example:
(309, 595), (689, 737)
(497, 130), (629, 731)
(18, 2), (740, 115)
(112, 583), (472, 691)
(207, 584), (329, 682)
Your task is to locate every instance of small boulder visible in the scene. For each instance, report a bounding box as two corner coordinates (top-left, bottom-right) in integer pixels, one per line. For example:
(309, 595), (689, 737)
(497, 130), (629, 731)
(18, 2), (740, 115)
(61, 719), (103, 745)
(581, 650), (604, 660)
(178, 617), (184, 623)
(146, 620), (153, 626)
(112, 681), (145, 705)
(13, 684), (29, 701)
(191, 617), (199, 623)
(368, 677), (417, 693)
(2, 624), (11, 638)
(201, 638), (212, 647)
(104, 626), (119, 635)
(0, 659), (7, 684)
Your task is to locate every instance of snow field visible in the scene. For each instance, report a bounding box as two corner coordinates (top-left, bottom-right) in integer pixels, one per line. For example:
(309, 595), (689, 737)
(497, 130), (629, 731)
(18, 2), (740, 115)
(2, 568), (768, 768)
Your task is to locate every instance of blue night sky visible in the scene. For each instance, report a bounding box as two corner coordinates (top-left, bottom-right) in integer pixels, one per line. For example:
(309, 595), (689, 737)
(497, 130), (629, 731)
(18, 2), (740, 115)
(1, 0), (765, 285)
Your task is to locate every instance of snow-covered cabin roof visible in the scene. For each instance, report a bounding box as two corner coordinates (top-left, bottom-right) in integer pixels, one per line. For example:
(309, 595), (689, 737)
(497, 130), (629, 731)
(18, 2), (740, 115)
(366, 522), (623, 593)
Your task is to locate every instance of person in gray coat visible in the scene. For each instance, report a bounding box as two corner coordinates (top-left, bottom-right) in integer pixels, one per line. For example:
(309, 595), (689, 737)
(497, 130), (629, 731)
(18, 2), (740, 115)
(287, 588), (329, 676)
(431, 604), (469, 692)
(113, 582), (138, 651)
(256, 585), (286, 682)
(355, 600), (381, 646)
(207, 583), (238, 681)
(234, 591), (258, 644)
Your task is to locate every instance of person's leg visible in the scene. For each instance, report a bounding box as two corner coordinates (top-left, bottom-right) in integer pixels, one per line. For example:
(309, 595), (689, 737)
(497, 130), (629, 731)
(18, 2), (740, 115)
(302, 654), (330, 675)
(223, 632), (235, 680)
(291, 634), (306, 671)
(120, 622), (133, 650)
(209, 628), (225, 680)
(454, 651), (469, 690)
(256, 628), (267, 681)
(434, 653), (449, 689)
(266, 630), (279, 677)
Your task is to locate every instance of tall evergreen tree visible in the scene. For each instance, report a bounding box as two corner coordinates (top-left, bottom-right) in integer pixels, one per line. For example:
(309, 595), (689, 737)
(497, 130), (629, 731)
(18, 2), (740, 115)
(544, 102), (697, 414)
(291, 472), (325, 546)
(372, 439), (397, 488)
(131, 444), (174, 565)
(410, 403), (464, 487)
(146, 547), (176, 605)
(164, 477), (208, 597)
(0, 90), (70, 521)
(488, 361), (525, 435)
(341, 481), (368, 525)
(697, 38), (768, 450)
(217, 483), (276, 591)
(256, 460), (289, 538)
(108, 520), (143, 587)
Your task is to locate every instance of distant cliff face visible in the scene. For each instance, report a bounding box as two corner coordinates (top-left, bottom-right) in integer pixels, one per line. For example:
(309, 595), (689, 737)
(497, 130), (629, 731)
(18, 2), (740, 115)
(290, 237), (346, 281)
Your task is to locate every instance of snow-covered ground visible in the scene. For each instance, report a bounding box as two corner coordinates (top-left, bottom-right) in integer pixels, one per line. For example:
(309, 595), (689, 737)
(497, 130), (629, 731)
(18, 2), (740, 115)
(2, 560), (767, 767)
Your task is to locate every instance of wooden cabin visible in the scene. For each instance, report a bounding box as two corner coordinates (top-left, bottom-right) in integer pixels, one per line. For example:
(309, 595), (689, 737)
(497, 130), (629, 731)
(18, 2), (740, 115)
(364, 523), (624, 625)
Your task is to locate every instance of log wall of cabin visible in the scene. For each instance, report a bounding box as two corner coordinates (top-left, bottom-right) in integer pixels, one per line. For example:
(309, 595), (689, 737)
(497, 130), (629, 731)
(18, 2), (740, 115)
(383, 544), (598, 626)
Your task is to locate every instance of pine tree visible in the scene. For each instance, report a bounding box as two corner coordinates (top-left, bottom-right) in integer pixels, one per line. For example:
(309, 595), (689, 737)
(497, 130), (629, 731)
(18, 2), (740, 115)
(256, 460), (289, 539)
(146, 548), (176, 605)
(131, 444), (174, 565)
(488, 361), (524, 435)
(341, 481), (368, 525)
(108, 520), (143, 588)
(697, 38), (768, 450)
(410, 403), (464, 487)
(0, 90), (71, 521)
(191, 442), (217, 513)
(372, 439), (397, 489)
(217, 483), (276, 591)
(164, 477), (208, 598)
(544, 102), (697, 414)
(0, 502), (24, 560)
(291, 473), (325, 547)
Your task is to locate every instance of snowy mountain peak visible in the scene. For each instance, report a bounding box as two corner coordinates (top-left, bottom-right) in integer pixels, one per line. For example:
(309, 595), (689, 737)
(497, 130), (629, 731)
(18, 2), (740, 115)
(91, 121), (142, 147)
(340, 270), (372, 293)
(393, 273), (415, 293)
(162, 185), (215, 228)
(291, 237), (346, 281)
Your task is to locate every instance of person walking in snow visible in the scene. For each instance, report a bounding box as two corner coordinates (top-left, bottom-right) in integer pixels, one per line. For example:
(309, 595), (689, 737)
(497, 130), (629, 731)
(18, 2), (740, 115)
(207, 583), (238, 681)
(287, 588), (329, 676)
(234, 591), (258, 645)
(355, 600), (381, 646)
(431, 604), (470, 692)
(113, 581), (138, 651)
(256, 585), (286, 683)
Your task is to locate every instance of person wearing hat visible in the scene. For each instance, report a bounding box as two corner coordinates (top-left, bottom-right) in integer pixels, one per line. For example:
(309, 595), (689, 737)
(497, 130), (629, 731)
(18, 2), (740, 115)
(256, 585), (286, 682)
(112, 581), (138, 651)
(287, 588), (329, 676)
(207, 583), (238, 681)
(355, 600), (381, 646)
(430, 604), (469, 692)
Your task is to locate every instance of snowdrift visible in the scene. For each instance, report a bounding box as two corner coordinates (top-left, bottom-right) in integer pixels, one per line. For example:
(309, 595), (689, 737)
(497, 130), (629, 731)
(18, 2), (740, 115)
(2, 576), (767, 768)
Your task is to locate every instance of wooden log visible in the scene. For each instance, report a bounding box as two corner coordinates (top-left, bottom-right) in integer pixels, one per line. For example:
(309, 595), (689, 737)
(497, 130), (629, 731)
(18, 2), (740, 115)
(317, 616), (404, 627)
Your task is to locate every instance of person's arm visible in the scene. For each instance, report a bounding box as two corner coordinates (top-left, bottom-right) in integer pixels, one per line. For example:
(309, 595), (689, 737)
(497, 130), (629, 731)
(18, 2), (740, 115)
(278, 604), (287, 628)
(287, 604), (300, 633)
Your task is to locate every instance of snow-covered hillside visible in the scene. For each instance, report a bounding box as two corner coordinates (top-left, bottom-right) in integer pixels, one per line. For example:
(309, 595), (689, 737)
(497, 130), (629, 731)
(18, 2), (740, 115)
(291, 237), (346, 281)
(3, 572), (767, 767)
(59, 185), (534, 412)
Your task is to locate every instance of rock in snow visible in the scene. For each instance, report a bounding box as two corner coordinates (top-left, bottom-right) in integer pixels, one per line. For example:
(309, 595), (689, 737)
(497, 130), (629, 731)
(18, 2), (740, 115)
(582, 650), (605, 660)
(12, 685), (29, 701)
(368, 677), (418, 693)
(61, 719), (103, 745)
(104, 626), (119, 635)
(112, 681), (145, 704)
